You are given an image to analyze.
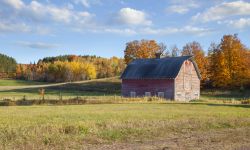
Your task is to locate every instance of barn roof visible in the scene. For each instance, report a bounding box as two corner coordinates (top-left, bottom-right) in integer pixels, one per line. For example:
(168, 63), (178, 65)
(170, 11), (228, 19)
(121, 56), (201, 79)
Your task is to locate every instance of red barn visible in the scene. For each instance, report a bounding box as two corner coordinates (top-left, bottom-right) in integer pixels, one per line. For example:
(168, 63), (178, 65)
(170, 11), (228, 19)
(121, 56), (201, 101)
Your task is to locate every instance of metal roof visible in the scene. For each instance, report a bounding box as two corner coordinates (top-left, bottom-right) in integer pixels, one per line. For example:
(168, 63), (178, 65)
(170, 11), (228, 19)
(121, 56), (201, 79)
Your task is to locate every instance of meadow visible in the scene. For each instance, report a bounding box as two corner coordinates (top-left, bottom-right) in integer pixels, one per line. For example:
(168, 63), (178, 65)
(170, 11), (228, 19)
(0, 79), (47, 86)
(0, 77), (249, 101)
(0, 103), (249, 149)
(0, 78), (249, 149)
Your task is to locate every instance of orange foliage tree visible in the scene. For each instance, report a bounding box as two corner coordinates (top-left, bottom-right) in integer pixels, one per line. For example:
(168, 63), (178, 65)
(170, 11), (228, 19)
(208, 34), (250, 88)
(181, 41), (208, 85)
(124, 40), (162, 64)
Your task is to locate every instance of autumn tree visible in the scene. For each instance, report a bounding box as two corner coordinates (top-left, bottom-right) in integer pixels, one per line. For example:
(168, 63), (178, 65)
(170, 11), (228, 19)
(220, 34), (249, 87)
(208, 34), (250, 88)
(124, 40), (162, 64)
(208, 43), (230, 87)
(181, 41), (208, 85)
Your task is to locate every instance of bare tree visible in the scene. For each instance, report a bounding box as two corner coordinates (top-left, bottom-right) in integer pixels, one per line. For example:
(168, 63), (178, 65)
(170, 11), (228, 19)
(170, 45), (180, 57)
(158, 42), (166, 55)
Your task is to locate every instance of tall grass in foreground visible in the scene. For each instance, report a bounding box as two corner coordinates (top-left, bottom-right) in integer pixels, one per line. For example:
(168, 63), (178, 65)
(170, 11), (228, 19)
(0, 103), (249, 149)
(1, 95), (249, 106)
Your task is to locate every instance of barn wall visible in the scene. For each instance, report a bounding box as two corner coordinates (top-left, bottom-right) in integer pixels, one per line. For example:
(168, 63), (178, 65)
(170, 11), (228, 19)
(122, 79), (174, 100)
(175, 60), (200, 101)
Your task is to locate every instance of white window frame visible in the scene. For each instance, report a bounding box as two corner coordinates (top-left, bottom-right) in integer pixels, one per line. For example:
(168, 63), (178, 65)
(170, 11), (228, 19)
(130, 91), (136, 97)
(194, 92), (199, 97)
(158, 92), (164, 98)
(145, 92), (151, 97)
(177, 92), (182, 97)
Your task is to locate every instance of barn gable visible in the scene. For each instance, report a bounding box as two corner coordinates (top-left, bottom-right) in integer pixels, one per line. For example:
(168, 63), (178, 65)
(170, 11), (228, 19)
(121, 56), (201, 79)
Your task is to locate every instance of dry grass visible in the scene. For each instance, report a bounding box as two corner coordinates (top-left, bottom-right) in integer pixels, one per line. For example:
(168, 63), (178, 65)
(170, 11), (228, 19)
(0, 103), (249, 149)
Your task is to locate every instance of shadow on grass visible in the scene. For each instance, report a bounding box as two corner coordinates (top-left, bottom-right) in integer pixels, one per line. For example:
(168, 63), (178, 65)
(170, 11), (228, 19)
(206, 103), (250, 108)
(0, 81), (121, 97)
(158, 102), (250, 108)
(201, 89), (250, 100)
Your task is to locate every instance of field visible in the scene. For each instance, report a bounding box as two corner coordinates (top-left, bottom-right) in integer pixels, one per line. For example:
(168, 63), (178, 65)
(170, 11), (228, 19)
(0, 78), (121, 100)
(0, 78), (250, 149)
(0, 77), (249, 101)
(0, 104), (249, 149)
(0, 79), (47, 86)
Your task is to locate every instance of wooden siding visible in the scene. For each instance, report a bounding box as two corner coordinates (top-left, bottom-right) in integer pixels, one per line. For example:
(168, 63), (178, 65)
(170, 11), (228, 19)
(175, 60), (200, 101)
(122, 79), (174, 99)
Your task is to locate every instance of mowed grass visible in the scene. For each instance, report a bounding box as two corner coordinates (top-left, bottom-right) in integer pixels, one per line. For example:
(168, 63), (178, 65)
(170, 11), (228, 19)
(0, 79), (47, 86)
(0, 78), (121, 100)
(0, 103), (249, 149)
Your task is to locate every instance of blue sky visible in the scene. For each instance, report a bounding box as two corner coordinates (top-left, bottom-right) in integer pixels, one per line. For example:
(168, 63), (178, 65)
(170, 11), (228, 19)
(0, 0), (250, 63)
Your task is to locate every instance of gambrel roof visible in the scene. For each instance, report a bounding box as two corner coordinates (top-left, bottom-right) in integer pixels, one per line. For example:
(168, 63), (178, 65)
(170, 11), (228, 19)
(121, 56), (201, 79)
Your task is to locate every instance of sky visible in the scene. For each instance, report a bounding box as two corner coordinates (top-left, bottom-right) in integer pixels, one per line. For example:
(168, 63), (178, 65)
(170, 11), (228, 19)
(0, 0), (250, 63)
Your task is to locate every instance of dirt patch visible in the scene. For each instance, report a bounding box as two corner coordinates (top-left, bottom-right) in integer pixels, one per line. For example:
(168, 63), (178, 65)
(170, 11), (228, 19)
(84, 127), (250, 150)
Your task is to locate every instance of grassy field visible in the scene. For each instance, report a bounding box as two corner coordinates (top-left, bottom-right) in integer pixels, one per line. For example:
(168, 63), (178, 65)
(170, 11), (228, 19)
(0, 79), (47, 86)
(0, 78), (121, 100)
(0, 103), (249, 149)
(0, 78), (249, 149)
(0, 78), (249, 101)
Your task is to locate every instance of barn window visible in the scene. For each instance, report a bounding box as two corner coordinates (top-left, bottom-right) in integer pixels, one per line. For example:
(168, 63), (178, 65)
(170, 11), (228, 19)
(145, 92), (151, 97)
(177, 92), (182, 97)
(130, 92), (136, 97)
(158, 92), (164, 98)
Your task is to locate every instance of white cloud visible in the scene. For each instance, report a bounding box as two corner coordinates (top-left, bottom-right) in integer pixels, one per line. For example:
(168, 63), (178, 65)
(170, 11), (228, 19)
(73, 0), (101, 8)
(167, 1), (199, 14)
(140, 26), (212, 36)
(74, 0), (90, 7)
(24, 1), (93, 24)
(225, 18), (250, 29)
(115, 8), (152, 26)
(192, 1), (250, 22)
(16, 41), (58, 49)
(0, 0), (94, 34)
(167, 5), (190, 14)
(103, 28), (137, 35)
(1, 0), (24, 9)
(96, 25), (211, 36)
(0, 22), (30, 33)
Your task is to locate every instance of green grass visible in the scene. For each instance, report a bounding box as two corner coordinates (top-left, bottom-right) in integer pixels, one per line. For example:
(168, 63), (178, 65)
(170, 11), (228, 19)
(201, 89), (250, 100)
(0, 79), (47, 86)
(0, 78), (121, 100)
(0, 103), (249, 149)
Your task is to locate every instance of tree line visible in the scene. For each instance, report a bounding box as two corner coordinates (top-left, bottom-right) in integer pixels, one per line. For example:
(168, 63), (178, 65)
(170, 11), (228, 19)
(0, 53), (17, 78)
(124, 34), (250, 89)
(15, 55), (125, 82)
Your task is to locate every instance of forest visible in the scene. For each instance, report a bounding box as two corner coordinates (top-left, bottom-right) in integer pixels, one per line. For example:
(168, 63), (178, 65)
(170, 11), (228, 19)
(0, 34), (249, 89)
(15, 55), (125, 82)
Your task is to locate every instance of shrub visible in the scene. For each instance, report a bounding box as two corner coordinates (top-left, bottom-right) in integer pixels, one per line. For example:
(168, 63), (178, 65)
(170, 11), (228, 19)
(241, 99), (250, 104)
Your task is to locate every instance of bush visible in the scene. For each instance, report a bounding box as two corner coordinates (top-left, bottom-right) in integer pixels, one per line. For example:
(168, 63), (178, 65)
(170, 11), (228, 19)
(241, 99), (250, 104)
